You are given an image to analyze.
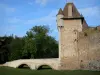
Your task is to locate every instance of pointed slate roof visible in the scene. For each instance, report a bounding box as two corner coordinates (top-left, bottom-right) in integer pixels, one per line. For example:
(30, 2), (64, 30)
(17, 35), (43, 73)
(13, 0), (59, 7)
(57, 8), (63, 15)
(63, 3), (82, 18)
(63, 3), (68, 17)
(56, 2), (88, 29)
(57, 3), (82, 18)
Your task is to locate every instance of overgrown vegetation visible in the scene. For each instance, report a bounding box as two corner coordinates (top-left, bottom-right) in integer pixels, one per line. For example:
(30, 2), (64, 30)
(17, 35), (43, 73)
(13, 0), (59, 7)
(0, 26), (58, 64)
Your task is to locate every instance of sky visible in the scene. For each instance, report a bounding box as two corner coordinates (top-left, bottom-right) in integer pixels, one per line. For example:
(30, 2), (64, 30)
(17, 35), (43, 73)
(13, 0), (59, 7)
(0, 0), (100, 40)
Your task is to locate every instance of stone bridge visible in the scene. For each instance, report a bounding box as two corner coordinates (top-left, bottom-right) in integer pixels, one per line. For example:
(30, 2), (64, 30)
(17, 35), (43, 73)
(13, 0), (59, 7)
(3, 58), (59, 70)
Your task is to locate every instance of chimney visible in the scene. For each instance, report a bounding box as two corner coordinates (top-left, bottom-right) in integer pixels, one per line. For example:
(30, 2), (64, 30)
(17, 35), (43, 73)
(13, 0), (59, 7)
(68, 3), (73, 18)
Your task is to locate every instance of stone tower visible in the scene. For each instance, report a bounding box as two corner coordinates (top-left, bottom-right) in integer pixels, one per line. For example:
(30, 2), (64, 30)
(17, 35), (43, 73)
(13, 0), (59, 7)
(57, 2), (88, 70)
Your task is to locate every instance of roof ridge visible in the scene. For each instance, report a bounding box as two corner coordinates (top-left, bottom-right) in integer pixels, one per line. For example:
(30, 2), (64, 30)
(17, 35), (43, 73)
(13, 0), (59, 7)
(63, 2), (82, 18)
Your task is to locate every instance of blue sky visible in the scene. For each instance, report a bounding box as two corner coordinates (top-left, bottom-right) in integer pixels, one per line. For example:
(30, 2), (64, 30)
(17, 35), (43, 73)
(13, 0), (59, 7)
(0, 0), (100, 40)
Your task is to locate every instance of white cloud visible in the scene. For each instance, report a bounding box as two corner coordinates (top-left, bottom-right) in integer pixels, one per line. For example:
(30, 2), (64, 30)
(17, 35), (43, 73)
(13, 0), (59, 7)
(79, 6), (100, 17)
(28, 2), (34, 5)
(25, 9), (58, 25)
(35, 0), (48, 5)
(25, 9), (58, 38)
(35, 0), (54, 6)
(79, 6), (100, 26)
(29, 0), (54, 6)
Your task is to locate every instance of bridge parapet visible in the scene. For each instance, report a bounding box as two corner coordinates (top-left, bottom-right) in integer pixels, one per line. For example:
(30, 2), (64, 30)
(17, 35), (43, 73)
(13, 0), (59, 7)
(3, 58), (59, 70)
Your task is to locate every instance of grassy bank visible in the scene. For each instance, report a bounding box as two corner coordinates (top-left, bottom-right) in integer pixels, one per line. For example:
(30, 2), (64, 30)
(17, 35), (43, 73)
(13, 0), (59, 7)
(0, 67), (100, 75)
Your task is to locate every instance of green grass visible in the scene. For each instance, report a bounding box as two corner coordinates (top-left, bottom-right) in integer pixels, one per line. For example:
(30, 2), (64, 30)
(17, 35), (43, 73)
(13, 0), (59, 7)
(0, 67), (100, 75)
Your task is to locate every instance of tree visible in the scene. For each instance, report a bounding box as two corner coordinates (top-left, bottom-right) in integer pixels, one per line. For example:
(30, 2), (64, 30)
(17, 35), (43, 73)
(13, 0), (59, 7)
(0, 25), (58, 63)
(26, 26), (58, 58)
(21, 36), (37, 59)
(0, 36), (13, 64)
(9, 36), (24, 60)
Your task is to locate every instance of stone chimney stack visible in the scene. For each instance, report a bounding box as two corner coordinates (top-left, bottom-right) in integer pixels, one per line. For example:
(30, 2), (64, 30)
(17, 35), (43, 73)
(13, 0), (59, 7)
(68, 3), (73, 17)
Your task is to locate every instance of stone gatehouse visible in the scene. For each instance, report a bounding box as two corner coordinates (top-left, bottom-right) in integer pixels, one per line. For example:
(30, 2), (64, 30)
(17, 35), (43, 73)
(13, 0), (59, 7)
(2, 2), (100, 71)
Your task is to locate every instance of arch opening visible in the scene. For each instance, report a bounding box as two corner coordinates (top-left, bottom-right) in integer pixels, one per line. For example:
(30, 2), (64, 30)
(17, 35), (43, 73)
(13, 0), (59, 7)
(17, 64), (30, 69)
(37, 65), (53, 70)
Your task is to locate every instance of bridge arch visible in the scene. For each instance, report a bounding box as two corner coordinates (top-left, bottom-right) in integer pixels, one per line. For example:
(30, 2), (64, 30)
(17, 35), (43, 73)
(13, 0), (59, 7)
(17, 63), (31, 69)
(37, 64), (54, 70)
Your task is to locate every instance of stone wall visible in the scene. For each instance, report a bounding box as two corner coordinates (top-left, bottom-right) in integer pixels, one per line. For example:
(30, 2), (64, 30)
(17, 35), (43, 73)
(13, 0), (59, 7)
(59, 19), (82, 70)
(78, 28), (100, 71)
(59, 19), (100, 71)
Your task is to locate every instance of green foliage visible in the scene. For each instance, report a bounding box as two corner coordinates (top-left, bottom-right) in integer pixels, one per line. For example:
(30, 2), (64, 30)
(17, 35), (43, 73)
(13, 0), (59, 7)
(9, 36), (25, 60)
(26, 26), (58, 58)
(0, 36), (13, 63)
(0, 25), (58, 63)
(22, 37), (37, 59)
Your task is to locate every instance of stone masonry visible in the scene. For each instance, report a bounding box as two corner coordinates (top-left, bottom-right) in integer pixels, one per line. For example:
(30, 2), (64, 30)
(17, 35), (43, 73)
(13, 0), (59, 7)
(1, 2), (100, 71)
(57, 2), (100, 71)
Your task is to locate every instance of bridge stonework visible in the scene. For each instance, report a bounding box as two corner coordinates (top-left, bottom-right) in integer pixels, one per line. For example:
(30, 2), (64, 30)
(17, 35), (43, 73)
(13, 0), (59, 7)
(1, 2), (100, 71)
(3, 59), (59, 70)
